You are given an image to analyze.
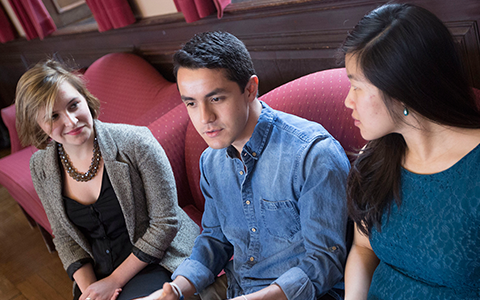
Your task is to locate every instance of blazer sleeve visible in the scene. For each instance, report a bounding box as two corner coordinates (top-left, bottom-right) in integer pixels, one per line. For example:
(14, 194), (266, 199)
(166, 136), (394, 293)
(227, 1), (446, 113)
(30, 151), (92, 274)
(128, 127), (180, 260)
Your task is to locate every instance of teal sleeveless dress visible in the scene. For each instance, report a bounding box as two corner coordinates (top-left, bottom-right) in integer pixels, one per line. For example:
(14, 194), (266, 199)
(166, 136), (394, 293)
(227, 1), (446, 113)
(368, 144), (480, 299)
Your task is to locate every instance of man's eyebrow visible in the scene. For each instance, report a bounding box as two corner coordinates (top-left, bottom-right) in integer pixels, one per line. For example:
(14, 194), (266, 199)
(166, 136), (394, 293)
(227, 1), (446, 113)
(181, 96), (195, 101)
(181, 88), (228, 102)
(205, 88), (227, 98)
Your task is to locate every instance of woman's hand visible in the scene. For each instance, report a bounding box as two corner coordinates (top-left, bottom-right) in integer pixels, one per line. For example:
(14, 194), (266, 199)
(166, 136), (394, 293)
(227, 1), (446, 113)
(79, 276), (123, 300)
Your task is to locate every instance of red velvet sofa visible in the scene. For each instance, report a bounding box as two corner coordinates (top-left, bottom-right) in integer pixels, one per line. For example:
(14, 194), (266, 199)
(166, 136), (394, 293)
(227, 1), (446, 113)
(0, 52), (366, 250)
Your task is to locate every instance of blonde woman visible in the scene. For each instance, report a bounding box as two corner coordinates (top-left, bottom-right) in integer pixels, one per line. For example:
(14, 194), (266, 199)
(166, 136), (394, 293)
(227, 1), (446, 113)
(16, 60), (199, 300)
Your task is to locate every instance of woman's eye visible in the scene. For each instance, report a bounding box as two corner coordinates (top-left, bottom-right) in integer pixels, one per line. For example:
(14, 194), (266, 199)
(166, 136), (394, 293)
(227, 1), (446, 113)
(51, 114), (59, 121)
(69, 101), (79, 110)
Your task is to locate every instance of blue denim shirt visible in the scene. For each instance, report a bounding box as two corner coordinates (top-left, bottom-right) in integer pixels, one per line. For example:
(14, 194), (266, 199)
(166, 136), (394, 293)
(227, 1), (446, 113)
(173, 102), (350, 299)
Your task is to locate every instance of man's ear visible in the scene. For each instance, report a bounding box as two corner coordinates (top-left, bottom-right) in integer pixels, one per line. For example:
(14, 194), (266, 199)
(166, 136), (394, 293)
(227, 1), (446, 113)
(245, 75), (259, 101)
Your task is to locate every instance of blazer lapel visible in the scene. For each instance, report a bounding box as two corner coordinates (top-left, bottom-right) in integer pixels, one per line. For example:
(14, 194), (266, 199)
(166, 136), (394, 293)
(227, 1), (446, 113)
(95, 120), (137, 240)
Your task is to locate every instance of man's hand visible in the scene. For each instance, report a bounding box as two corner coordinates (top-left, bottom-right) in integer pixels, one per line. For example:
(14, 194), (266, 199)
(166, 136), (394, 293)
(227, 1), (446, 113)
(79, 276), (123, 300)
(228, 284), (287, 300)
(134, 282), (179, 300)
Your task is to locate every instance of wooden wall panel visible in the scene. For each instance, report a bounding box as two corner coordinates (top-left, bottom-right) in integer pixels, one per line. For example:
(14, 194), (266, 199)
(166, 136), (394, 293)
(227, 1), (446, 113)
(0, 0), (478, 110)
(451, 21), (480, 89)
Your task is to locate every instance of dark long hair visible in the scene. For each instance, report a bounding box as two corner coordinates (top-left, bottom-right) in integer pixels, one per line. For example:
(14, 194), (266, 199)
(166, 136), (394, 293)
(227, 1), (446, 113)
(340, 3), (480, 235)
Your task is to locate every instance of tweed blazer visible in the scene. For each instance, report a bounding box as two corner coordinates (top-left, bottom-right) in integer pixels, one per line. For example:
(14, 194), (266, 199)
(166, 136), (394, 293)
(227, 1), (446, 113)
(30, 120), (199, 274)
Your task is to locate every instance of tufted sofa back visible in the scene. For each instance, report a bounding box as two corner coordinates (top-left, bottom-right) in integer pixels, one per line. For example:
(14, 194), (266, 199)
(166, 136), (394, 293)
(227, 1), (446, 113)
(84, 52), (181, 126)
(261, 68), (365, 155)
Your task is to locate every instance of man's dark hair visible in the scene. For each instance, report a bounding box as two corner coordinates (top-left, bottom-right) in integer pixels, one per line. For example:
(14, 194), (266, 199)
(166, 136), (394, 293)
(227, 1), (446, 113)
(173, 31), (256, 92)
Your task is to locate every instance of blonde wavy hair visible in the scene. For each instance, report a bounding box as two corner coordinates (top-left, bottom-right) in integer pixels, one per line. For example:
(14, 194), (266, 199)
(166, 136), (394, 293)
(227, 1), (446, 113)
(15, 59), (100, 149)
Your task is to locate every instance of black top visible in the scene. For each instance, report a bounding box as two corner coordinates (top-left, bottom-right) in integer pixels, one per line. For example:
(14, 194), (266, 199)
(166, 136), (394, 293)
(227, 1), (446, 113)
(64, 169), (133, 279)
(63, 168), (160, 282)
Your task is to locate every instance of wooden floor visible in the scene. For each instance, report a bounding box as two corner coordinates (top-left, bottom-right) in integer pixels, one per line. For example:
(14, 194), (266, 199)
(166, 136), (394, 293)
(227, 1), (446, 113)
(0, 148), (72, 299)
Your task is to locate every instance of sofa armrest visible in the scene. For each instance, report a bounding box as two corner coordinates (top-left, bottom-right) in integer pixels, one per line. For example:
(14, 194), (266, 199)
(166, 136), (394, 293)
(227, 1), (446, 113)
(0, 146), (51, 233)
(1, 104), (24, 153)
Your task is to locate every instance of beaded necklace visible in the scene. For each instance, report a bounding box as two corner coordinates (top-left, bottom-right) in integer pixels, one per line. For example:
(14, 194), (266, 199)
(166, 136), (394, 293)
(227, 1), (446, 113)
(57, 137), (102, 182)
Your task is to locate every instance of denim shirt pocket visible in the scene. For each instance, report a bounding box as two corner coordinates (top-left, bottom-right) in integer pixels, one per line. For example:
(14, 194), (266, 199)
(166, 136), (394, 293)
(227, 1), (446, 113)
(260, 198), (301, 240)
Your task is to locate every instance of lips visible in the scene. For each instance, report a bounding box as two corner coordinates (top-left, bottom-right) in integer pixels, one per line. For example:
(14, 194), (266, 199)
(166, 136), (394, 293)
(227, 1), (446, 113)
(66, 126), (84, 135)
(351, 116), (361, 127)
(204, 128), (222, 138)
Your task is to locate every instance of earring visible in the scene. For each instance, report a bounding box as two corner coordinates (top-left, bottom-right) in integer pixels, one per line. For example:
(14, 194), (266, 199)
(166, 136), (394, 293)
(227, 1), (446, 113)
(403, 106), (409, 116)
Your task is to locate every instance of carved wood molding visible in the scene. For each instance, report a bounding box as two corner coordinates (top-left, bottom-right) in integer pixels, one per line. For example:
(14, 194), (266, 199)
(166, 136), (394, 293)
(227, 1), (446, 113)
(0, 0), (478, 109)
(449, 21), (480, 88)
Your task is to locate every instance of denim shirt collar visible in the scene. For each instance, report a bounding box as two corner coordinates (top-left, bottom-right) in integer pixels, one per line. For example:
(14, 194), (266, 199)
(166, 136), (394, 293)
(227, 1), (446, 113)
(226, 101), (274, 160)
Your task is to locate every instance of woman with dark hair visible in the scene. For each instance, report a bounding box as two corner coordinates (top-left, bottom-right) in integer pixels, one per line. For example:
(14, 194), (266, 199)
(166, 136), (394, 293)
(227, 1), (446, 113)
(341, 3), (480, 300)
(16, 60), (199, 300)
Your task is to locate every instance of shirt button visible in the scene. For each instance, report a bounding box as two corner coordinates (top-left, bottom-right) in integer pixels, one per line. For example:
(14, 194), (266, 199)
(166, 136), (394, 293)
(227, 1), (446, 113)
(249, 257), (255, 262)
(243, 153), (247, 156)
(239, 171), (244, 175)
(252, 152), (257, 157)
(106, 250), (110, 254)
(246, 200), (251, 205)
(251, 228), (256, 232)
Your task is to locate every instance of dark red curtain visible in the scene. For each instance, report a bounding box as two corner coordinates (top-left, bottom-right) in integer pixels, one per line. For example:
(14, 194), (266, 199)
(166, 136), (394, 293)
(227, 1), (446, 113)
(0, 4), (15, 43)
(8, 0), (56, 40)
(174, 0), (231, 23)
(85, 0), (135, 32)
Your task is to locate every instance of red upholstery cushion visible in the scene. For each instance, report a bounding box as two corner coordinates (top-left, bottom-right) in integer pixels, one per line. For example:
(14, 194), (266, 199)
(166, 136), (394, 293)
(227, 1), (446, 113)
(132, 84), (182, 125)
(84, 52), (181, 126)
(1, 104), (23, 153)
(474, 88), (480, 107)
(0, 146), (52, 233)
(182, 204), (203, 228)
(260, 68), (366, 154)
(184, 121), (208, 215)
(147, 103), (193, 208)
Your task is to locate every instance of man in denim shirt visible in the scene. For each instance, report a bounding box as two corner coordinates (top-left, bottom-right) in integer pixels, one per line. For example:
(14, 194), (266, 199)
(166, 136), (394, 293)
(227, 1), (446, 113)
(141, 31), (349, 300)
